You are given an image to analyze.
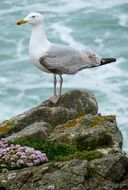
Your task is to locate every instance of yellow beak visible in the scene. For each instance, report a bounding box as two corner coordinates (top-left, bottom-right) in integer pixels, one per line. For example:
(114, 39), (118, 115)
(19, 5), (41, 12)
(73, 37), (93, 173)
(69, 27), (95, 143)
(17, 19), (27, 25)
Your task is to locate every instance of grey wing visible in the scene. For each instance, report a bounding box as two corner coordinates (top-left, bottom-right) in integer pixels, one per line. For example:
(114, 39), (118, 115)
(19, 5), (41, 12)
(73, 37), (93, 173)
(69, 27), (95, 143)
(39, 44), (101, 75)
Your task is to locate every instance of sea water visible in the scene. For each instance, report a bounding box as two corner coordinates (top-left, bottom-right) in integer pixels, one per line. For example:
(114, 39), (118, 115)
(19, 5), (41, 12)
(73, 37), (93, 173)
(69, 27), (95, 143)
(0, 0), (128, 151)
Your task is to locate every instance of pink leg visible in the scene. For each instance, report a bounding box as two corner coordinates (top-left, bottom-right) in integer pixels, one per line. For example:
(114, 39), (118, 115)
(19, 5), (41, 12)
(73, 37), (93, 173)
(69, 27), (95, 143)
(54, 74), (57, 96)
(49, 74), (63, 104)
(59, 75), (63, 96)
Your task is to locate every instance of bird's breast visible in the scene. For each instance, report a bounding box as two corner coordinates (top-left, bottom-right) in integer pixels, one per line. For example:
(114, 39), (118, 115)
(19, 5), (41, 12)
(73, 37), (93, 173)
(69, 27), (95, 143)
(29, 46), (51, 73)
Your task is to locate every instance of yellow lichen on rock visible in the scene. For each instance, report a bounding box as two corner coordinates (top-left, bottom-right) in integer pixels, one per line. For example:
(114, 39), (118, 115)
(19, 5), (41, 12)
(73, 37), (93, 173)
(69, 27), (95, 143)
(61, 114), (84, 129)
(0, 120), (15, 133)
(103, 115), (116, 121)
(90, 115), (116, 128)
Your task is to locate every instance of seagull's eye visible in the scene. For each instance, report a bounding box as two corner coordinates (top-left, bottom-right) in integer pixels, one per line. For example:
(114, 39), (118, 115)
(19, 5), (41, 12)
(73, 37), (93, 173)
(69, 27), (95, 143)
(32, 16), (35, 18)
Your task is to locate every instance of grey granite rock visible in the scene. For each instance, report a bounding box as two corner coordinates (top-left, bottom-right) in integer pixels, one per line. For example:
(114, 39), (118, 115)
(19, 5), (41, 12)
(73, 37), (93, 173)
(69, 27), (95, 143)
(92, 153), (128, 182)
(0, 90), (98, 138)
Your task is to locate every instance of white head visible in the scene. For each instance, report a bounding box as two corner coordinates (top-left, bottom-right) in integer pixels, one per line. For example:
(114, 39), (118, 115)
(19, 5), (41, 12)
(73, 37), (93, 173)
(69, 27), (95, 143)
(17, 12), (43, 26)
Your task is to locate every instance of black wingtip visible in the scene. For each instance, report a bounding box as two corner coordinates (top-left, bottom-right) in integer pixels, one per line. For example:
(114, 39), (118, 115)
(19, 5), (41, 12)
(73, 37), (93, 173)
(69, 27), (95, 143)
(101, 58), (116, 65)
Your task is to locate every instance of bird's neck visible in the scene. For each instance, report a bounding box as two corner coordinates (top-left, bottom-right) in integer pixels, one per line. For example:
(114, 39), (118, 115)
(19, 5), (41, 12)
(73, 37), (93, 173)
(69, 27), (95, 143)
(29, 24), (50, 58)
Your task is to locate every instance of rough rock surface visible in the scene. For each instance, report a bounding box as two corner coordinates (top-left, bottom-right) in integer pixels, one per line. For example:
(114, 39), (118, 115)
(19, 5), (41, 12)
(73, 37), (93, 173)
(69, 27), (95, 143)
(0, 90), (98, 137)
(0, 90), (128, 190)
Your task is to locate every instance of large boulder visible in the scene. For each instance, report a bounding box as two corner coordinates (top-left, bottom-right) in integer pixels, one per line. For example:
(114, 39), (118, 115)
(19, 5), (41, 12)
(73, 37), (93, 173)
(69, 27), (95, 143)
(0, 90), (98, 138)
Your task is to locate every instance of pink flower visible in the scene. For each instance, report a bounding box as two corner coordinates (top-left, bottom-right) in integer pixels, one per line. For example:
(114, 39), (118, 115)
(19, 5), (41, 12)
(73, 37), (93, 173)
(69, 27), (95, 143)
(25, 147), (34, 154)
(15, 145), (21, 148)
(20, 155), (26, 160)
(0, 138), (48, 169)
(16, 152), (22, 156)
(10, 157), (15, 161)
(35, 150), (41, 155)
(30, 154), (36, 159)
(26, 162), (33, 167)
(48, 185), (55, 190)
(17, 159), (24, 165)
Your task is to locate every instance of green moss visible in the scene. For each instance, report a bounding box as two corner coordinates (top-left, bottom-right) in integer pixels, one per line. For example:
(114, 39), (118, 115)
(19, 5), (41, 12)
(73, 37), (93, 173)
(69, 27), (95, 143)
(56, 150), (103, 161)
(14, 137), (76, 161)
(13, 137), (104, 162)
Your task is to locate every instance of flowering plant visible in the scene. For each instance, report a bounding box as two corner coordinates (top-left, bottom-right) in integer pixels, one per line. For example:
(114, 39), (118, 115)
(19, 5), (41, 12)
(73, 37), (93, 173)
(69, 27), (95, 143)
(0, 139), (48, 170)
(48, 185), (55, 190)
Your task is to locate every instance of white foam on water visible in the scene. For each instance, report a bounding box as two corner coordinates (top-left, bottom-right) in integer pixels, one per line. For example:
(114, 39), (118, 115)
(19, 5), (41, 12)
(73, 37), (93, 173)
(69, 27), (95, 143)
(0, 0), (127, 17)
(0, 0), (128, 151)
(118, 14), (128, 27)
(50, 23), (85, 49)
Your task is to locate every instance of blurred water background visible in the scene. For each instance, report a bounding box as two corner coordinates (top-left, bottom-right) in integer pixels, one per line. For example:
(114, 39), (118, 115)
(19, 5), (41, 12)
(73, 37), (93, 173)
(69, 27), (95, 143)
(0, 0), (128, 151)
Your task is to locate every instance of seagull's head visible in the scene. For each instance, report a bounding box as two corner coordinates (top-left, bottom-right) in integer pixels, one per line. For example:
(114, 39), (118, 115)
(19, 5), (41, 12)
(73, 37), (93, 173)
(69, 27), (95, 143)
(17, 12), (43, 26)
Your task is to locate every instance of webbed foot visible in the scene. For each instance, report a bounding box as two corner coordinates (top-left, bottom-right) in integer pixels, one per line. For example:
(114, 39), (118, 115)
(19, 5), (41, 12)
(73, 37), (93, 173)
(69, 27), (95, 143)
(49, 95), (61, 104)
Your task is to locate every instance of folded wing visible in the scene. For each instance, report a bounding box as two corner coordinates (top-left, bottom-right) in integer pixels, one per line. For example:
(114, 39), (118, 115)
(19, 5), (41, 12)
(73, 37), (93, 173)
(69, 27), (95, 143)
(39, 44), (102, 75)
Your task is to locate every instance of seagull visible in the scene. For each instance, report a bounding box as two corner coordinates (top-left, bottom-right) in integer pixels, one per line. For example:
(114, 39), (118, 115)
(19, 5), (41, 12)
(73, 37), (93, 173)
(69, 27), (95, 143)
(17, 12), (116, 103)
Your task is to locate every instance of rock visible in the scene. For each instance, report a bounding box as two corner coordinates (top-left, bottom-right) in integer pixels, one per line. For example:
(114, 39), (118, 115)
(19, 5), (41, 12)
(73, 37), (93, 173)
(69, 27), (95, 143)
(49, 114), (122, 151)
(6, 122), (52, 142)
(0, 160), (90, 190)
(0, 90), (98, 138)
(0, 89), (128, 190)
(92, 153), (128, 182)
(71, 184), (86, 190)
(0, 157), (128, 190)
(42, 90), (98, 114)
